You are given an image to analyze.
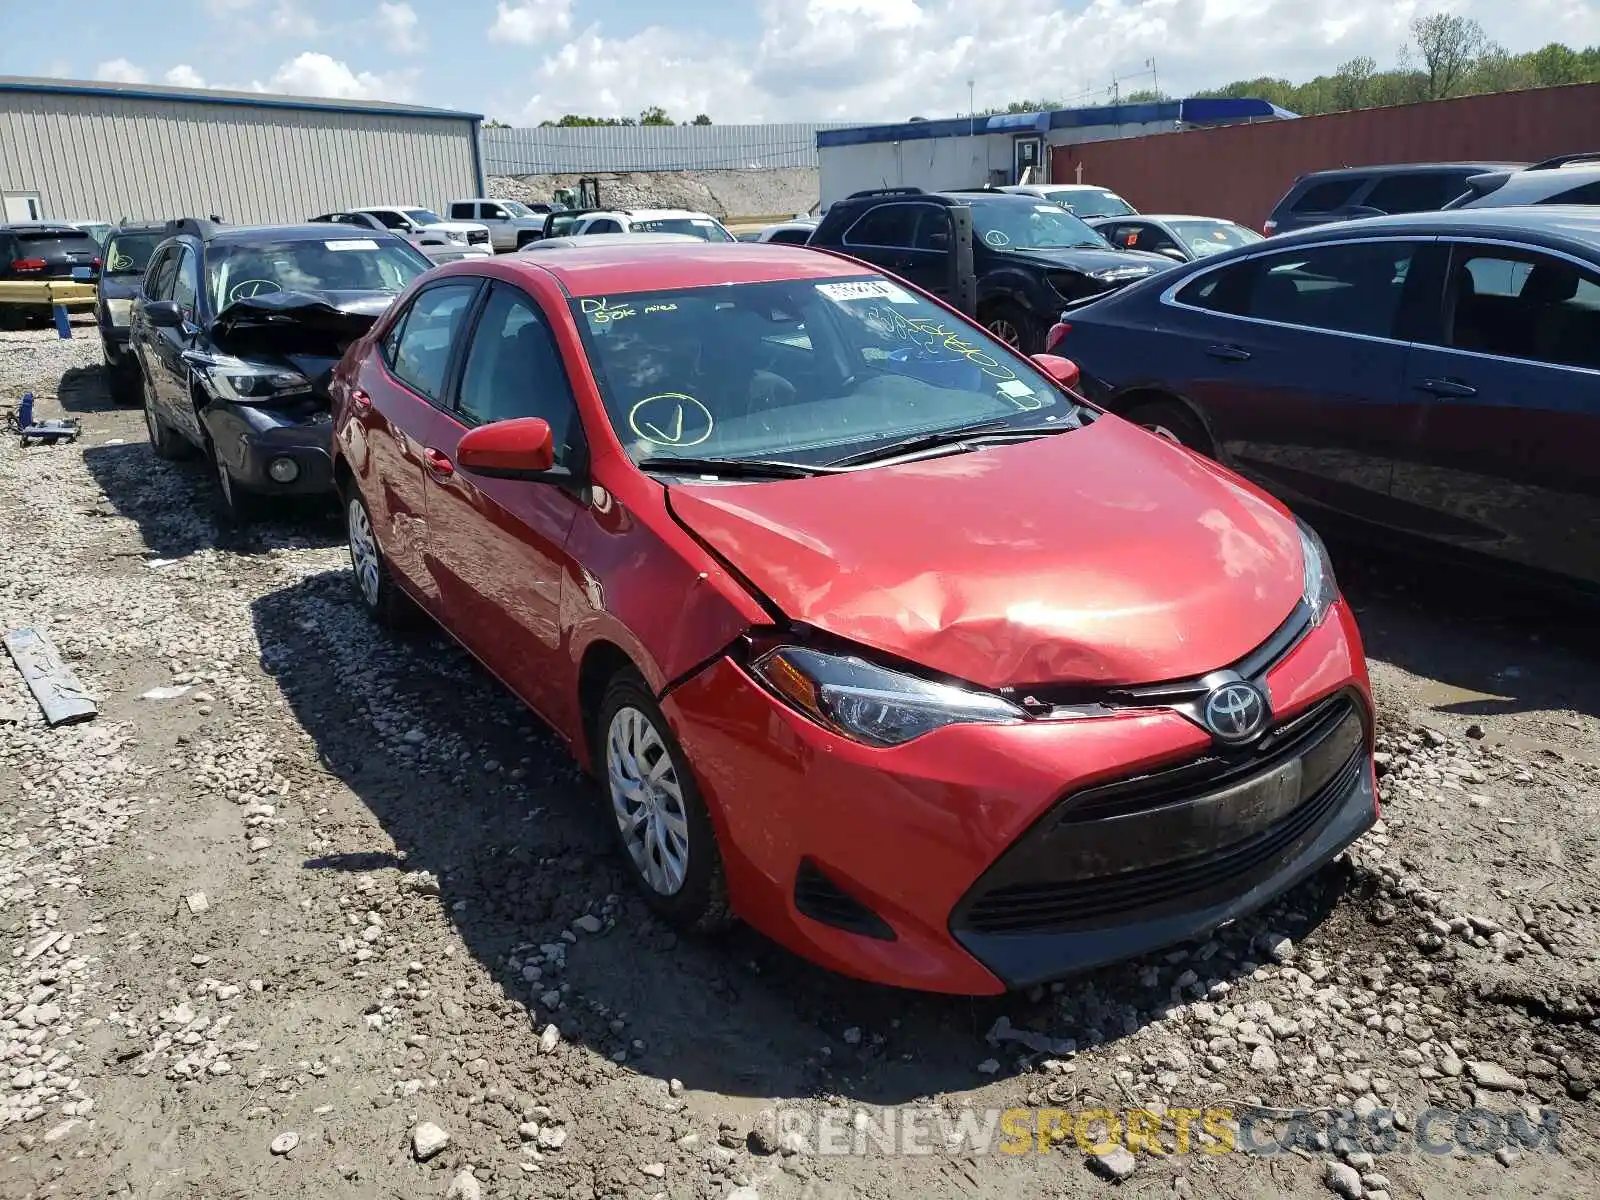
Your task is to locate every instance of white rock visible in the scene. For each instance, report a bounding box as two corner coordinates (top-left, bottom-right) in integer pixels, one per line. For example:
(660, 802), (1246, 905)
(976, 1059), (1000, 1075)
(537, 1126), (567, 1151)
(1323, 1160), (1361, 1198)
(640, 1162), (666, 1178)
(842, 1027), (862, 1046)
(446, 1169), (482, 1200)
(184, 893), (209, 915)
(1087, 1145), (1136, 1181)
(537, 1024), (561, 1054)
(412, 1121), (450, 1160)
(270, 1131), (300, 1155)
(572, 914), (603, 934)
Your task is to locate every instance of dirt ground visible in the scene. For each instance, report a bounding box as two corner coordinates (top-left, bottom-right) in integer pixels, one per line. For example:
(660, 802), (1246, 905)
(1, 322), (1597, 1200)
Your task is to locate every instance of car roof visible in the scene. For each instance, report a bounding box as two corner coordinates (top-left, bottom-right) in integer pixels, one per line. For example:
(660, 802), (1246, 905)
(0, 221), (88, 233)
(205, 223), (405, 245)
(936, 190), (1061, 207)
(1295, 161), (1525, 180)
(1481, 161), (1600, 195)
(1116, 214), (1243, 224)
(503, 242), (870, 296)
(107, 221), (171, 234)
(1260, 205), (1600, 246)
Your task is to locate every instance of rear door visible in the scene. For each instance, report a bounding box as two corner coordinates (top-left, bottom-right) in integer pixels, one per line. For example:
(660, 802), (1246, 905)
(840, 202), (926, 286)
(421, 281), (587, 727)
(1160, 236), (1430, 524)
(1392, 240), (1600, 583)
(356, 278), (482, 609)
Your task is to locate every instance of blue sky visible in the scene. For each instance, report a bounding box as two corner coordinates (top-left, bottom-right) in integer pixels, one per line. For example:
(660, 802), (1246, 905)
(3, 1), (1598, 126)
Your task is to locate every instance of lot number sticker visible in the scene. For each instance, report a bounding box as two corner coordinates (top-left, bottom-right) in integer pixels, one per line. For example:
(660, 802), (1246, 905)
(816, 280), (916, 304)
(325, 239), (380, 251)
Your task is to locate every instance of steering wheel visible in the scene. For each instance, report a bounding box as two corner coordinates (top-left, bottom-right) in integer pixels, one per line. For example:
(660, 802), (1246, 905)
(228, 278), (282, 303)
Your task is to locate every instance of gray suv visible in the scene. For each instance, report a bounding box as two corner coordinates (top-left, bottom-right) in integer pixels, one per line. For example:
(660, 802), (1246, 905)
(1262, 162), (1523, 235)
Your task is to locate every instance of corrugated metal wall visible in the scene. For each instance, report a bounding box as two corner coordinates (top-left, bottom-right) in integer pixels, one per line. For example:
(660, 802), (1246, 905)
(1053, 83), (1600, 229)
(0, 90), (479, 224)
(483, 124), (849, 174)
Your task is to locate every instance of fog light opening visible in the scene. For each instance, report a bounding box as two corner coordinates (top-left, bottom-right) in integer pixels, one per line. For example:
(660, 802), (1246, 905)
(267, 456), (300, 484)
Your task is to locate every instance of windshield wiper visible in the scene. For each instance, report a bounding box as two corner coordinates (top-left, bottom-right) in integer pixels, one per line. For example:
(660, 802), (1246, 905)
(825, 419), (1075, 468)
(635, 455), (830, 479)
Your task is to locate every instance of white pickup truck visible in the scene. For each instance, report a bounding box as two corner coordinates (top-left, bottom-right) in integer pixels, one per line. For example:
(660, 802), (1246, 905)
(349, 205), (493, 254)
(447, 199), (556, 251)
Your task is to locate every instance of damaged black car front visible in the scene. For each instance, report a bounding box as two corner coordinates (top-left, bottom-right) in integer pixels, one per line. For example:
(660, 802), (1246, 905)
(136, 228), (432, 523)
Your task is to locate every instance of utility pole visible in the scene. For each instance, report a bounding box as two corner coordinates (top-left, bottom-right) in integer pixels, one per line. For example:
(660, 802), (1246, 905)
(1147, 57), (1159, 99)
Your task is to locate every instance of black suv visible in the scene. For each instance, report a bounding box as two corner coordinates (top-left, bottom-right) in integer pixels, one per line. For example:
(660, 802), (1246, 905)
(98, 220), (186, 404)
(1263, 162), (1525, 236)
(129, 221), (432, 522)
(807, 187), (1173, 352)
(0, 222), (101, 324)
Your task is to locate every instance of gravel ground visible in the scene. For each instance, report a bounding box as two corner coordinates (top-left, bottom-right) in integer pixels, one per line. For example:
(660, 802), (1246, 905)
(0, 324), (1597, 1200)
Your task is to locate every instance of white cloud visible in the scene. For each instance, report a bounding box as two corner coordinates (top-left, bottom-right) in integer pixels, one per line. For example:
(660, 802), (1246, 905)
(165, 65), (208, 88)
(255, 51), (419, 102)
(95, 59), (149, 85)
(377, 2), (423, 53)
(508, 0), (1600, 124)
(268, 0), (321, 38)
(490, 0), (572, 45)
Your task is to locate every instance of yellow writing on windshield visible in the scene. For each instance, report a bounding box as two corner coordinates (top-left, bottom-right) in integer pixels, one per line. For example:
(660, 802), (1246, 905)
(866, 306), (1018, 382)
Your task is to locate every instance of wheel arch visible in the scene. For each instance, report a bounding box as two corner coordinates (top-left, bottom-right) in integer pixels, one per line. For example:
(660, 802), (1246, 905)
(1102, 386), (1221, 457)
(577, 638), (646, 774)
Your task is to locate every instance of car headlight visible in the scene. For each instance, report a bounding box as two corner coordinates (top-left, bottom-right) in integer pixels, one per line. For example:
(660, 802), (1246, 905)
(1299, 521), (1338, 625)
(1089, 265), (1154, 281)
(105, 297), (133, 326)
(750, 645), (1025, 747)
(185, 352), (312, 403)
(444, 229), (468, 243)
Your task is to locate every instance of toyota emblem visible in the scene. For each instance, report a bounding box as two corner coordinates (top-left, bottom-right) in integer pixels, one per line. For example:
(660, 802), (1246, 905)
(1202, 680), (1268, 743)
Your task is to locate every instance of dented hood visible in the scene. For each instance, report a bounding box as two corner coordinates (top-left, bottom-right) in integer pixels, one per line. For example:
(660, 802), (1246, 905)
(211, 289), (394, 342)
(667, 419), (1307, 689)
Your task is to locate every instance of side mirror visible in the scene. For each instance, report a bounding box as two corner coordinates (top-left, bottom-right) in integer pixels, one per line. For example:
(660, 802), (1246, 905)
(145, 300), (184, 328)
(456, 417), (557, 479)
(1157, 247), (1188, 262)
(1030, 353), (1080, 391)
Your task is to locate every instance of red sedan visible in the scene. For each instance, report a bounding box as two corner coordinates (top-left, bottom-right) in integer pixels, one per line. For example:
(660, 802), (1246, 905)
(329, 243), (1377, 995)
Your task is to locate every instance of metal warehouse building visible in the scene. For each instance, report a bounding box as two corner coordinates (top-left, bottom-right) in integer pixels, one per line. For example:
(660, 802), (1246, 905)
(0, 76), (484, 226)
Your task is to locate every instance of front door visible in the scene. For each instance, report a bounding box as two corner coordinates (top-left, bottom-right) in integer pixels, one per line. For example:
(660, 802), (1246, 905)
(1013, 136), (1044, 186)
(421, 281), (585, 726)
(1392, 241), (1600, 584)
(360, 278), (482, 609)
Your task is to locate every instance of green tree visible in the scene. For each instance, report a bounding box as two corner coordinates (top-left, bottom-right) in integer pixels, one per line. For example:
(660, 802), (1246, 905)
(691, 113), (713, 125)
(1330, 56), (1376, 111)
(639, 106), (673, 125)
(1405, 12), (1489, 99)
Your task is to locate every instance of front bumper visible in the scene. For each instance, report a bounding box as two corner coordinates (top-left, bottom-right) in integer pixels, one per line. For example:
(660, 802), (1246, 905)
(661, 597), (1374, 995)
(204, 403), (335, 497)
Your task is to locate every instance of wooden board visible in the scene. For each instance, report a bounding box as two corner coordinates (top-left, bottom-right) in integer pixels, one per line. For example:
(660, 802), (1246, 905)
(2, 627), (97, 726)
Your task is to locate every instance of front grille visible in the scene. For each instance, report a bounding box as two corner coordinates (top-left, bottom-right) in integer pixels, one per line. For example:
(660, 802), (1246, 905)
(951, 689), (1369, 937)
(794, 859), (895, 940)
(467, 230), (489, 244)
(962, 752), (1361, 933)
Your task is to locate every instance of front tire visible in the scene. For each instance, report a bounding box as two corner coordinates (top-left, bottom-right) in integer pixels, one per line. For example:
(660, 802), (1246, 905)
(1118, 398), (1212, 454)
(597, 672), (729, 932)
(142, 372), (193, 460)
(981, 300), (1042, 355)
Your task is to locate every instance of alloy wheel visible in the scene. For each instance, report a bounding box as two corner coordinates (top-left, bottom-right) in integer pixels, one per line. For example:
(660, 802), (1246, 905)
(1145, 423), (1183, 444)
(605, 705), (690, 896)
(346, 496), (381, 609)
(987, 318), (1021, 347)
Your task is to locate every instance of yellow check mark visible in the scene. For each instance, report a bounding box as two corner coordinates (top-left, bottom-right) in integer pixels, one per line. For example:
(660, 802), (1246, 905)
(643, 404), (684, 443)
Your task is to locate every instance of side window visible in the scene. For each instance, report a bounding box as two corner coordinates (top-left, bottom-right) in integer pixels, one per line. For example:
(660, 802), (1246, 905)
(368, 210), (406, 230)
(171, 247), (199, 316)
(383, 282), (479, 402)
(481, 203), (508, 220)
(910, 207), (950, 250)
(1363, 172), (1466, 214)
(769, 227), (812, 245)
(844, 204), (917, 248)
(1100, 222), (1141, 249)
(1290, 178), (1364, 213)
(1174, 262), (1253, 315)
(1446, 247), (1600, 370)
(143, 248), (172, 299)
(147, 248), (180, 301)
(585, 219), (622, 234)
(448, 203), (474, 220)
(1240, 241), (1420, 337)
(1542, 180), (1600, 206)
(454, 285), (579, 456)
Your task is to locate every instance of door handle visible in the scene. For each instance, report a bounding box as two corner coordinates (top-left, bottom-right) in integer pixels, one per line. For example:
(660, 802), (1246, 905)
(1416, 377), (1477, 398)
(1205, 344), (1252, 362)
(423, 447), (454, 477)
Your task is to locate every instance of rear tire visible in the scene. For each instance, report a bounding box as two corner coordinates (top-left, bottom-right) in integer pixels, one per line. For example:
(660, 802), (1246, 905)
(596, 671), (730, 933)
(1118, 398), (1213, 455)
(343, 485), (411, 628)
(981, 300), (1043, 355)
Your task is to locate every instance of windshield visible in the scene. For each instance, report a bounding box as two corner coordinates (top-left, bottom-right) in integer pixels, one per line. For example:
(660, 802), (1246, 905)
(403, 209), (444, 225)
(500, 201), (536, 218)
(632, 217), (735, 243)
(103, 232), (165, 275)
(207, 238), (431, 308)
(571, 275), (1082, 469)
(973, 202), (1109, 251)
(1043, 189), (1135, 218)
(1170, 220), (1262, 257)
